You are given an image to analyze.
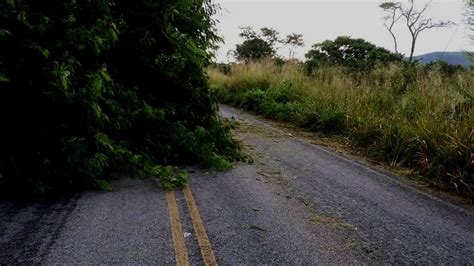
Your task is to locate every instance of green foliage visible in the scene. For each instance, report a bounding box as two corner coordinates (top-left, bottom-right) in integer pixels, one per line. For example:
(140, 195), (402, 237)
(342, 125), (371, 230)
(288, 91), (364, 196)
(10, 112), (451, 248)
(0, 0), (240, 195)
(426, 61), (466, 76)
(464, 51), (474, 64)
(303, 105), (346, 133)
(209, 61), (474, 198)
(235, 38), (274, 62)
(305, 36), (402, 73)
(242, 88), (267, 111)
(152, 166), (189, 190)
(234, 26), (280, 62)
(94, 179), (114, 192)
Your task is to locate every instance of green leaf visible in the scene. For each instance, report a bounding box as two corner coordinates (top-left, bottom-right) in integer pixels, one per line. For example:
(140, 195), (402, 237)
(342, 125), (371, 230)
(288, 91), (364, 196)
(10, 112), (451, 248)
(0, 29), (11, 38)
(95, 179), (114, 192)
(5, 0), (14, 7)
(28, 42), (50, 59)
(153, 166), (189, 190)
(250, 225), (266, 231)
(0, 74), (9, 82)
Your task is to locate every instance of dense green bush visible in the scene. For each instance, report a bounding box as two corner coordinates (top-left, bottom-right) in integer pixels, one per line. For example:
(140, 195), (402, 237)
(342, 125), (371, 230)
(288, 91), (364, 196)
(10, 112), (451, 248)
(0, 0), (240, 195)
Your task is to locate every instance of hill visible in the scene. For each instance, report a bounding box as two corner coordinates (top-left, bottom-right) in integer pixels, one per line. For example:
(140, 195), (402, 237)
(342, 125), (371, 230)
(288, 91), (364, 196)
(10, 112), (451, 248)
(412, 51), (471, 66)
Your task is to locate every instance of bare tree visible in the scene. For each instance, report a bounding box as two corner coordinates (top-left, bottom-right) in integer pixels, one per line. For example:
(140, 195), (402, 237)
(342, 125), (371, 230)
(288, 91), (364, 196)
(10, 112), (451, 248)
(380, 2), (402, 53)
(285, 33), (304, 59)
(464, 0), (474, 63)
(465, 0), (473, 44)
(380, 0), (455, 62)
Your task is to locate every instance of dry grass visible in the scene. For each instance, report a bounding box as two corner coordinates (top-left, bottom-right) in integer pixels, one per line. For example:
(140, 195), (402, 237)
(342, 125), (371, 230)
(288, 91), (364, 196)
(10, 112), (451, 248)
(208, 60), (474, 197)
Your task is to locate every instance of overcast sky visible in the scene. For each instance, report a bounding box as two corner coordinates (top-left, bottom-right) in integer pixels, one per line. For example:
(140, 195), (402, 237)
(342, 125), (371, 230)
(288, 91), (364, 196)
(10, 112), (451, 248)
(213, 0), (473, 62)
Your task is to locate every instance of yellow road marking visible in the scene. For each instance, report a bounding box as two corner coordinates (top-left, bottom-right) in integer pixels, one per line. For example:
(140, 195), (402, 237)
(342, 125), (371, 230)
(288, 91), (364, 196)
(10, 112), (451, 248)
(166, 190), (189, 266)
(183, 186), (218, 266)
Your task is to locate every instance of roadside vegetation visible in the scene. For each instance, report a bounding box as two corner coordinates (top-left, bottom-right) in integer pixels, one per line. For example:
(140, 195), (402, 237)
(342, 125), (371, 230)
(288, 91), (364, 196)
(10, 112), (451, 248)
(209, 57), (474, 198)
(0, 0), (241, 196)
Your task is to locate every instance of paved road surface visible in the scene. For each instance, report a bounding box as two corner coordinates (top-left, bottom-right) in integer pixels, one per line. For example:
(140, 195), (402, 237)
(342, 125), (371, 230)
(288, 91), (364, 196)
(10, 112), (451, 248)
(1, 105), (473, 264)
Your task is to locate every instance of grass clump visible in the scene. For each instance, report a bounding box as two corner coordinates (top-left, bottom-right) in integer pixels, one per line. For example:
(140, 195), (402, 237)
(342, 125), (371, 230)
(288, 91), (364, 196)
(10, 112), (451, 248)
(208, 60), (474, 198)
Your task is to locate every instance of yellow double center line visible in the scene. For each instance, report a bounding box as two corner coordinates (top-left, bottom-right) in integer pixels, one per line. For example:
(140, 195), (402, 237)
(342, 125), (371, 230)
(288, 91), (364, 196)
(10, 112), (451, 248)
(166, 185), (217, 266)
(166, 190), (189, 265)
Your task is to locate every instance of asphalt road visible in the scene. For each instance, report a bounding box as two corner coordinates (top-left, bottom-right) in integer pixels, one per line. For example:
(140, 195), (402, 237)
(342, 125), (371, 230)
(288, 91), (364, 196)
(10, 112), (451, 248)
(212, 105), (474, 264)
(0, 104), (473, 264)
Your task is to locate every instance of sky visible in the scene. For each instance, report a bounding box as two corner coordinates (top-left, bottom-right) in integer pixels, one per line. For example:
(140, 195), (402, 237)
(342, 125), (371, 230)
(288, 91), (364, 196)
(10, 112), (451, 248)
(213, 0), (473, 62)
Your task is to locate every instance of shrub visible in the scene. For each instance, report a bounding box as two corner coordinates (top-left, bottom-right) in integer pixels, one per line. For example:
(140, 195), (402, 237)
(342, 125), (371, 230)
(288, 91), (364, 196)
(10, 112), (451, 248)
(242, 88), (266, 111)
(0, 0), (240, 196)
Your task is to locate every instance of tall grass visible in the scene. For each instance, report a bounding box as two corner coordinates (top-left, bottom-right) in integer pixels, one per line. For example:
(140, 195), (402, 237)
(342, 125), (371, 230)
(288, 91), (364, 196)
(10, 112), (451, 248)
(209, 60), (474, 198)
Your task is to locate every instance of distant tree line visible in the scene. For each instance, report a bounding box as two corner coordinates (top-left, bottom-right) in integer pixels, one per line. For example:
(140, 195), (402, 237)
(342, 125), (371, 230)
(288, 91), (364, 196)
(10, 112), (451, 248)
(230, 26), (403, 73)
(229, 0), (466, 72)
(233, 26), (304, 62)
(228, 0), (466, 74)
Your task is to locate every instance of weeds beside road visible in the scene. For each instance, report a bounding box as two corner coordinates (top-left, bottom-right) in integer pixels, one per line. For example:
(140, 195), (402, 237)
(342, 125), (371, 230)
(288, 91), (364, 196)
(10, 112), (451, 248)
(209, 61), (474, 198)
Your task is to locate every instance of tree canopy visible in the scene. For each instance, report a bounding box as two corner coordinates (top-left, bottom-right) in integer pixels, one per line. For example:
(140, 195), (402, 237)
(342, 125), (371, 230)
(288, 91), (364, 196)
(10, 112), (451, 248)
(235, 38), (275, 62)
(305, 36), (402, 72)
(234, 26), (280, 62)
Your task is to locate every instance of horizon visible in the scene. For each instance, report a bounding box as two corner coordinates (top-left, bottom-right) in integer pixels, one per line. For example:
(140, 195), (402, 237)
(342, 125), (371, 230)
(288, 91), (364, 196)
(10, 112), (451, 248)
(213, 0), (473, 63)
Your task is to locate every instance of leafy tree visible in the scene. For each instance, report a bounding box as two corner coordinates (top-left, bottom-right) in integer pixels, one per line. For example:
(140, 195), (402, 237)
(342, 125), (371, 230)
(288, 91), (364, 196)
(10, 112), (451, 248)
(305, 36), (402, 72)
(235, 38), (274, 62)
(234, 26), (280, 62)
(380, 0), (455, 62)
(0, 0), (240, 195)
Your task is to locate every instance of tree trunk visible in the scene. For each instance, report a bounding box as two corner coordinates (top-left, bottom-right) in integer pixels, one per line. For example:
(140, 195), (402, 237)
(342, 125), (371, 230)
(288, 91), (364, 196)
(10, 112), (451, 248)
(409, 37), (416, 62)
(390, 31), (398, 54)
